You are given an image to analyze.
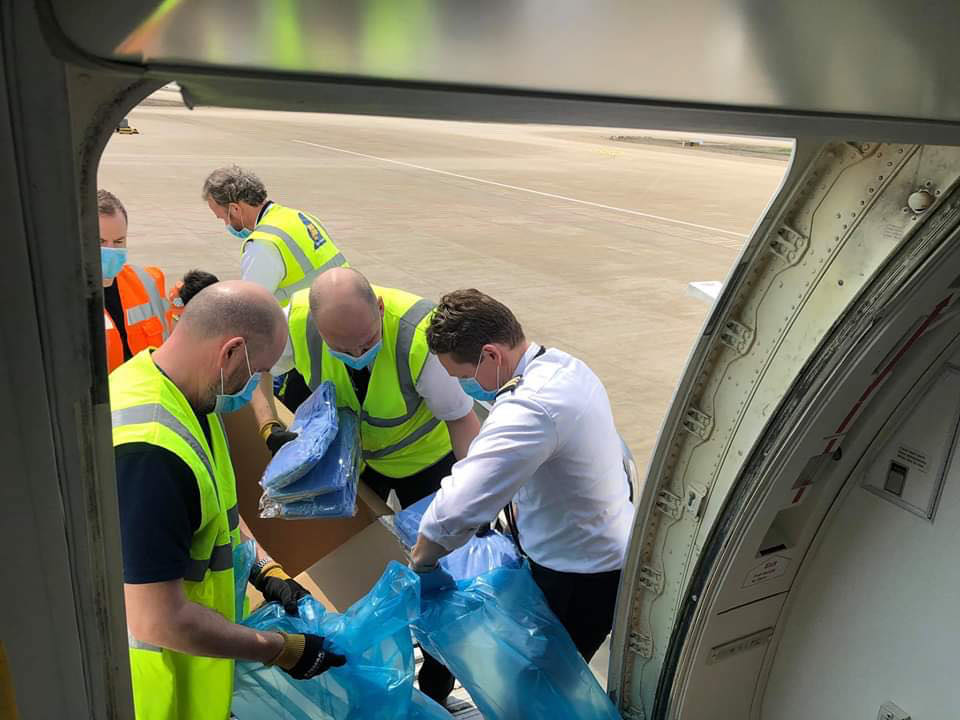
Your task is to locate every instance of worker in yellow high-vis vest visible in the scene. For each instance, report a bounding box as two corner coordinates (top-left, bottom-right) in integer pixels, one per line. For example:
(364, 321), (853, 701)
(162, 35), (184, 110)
(202, 165), (349, 409)
(202, 165), (349, 308)
(250, 267), (482, 704)
(111, 280), (345, 720)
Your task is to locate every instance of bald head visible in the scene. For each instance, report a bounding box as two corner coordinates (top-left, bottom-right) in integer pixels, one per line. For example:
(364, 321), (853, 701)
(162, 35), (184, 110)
(179, 280), (283, 347)
(309, 268), (383, 356)
(153, 280), (287, 414)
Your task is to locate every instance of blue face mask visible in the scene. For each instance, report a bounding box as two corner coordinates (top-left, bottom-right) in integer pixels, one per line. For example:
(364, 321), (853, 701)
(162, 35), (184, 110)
(225, 205), (252, 241)
(101, 246), (128, 281)
(459, 351), (499, 403)
(214, 342), (259, 414)
(330, 338), (382, 370)
(227, 225), (252, 241)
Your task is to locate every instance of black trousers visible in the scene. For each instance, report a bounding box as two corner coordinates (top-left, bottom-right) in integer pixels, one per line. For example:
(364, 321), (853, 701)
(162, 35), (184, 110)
(361, 452), (456, 508)
(276, 368), (312, 413)
(362, 452), (458, 703)
(529, 560), (622, 662)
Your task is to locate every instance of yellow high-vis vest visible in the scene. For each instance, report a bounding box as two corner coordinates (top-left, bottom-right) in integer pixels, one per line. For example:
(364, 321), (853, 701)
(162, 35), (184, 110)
(110, 350), (240, 720)
(243, 203), (348, 306)
(288, 286), (452, 478)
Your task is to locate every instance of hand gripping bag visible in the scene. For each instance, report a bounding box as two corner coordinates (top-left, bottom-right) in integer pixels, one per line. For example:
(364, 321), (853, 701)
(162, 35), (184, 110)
(232, 561), (451, 720)
(387, 492), (522, 582)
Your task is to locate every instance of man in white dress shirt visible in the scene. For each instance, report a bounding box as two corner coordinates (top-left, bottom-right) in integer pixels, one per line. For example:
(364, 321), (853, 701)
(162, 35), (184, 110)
(203, 166), (350, 410)
(411, 288), (635, 661)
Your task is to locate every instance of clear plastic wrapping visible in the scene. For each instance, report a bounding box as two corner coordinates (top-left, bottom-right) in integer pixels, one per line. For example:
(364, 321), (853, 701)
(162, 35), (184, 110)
(259, 409), (361, 519)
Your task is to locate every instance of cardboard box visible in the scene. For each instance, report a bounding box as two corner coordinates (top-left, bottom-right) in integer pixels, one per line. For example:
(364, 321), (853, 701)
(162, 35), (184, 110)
(294, 516), (409, 611)
(224, 405), (408, 612)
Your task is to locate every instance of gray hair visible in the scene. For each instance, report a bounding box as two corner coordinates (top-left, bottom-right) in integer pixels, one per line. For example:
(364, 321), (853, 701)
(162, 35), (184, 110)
(201, 165), (268, 207)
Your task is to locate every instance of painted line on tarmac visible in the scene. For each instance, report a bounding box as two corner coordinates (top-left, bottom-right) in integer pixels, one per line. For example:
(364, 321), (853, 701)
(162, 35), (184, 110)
(292, 139), (747, 238)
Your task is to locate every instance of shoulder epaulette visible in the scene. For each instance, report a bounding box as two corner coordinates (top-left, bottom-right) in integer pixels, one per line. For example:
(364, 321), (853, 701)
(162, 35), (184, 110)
(495, 376), (523, 398)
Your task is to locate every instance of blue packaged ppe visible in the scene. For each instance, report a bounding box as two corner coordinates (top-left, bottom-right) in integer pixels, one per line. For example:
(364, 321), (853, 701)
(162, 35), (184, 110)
(260, 410), (361, 519)
(261, 483), (357, 519)
(261, 382), (339, 491)
(388, 492), (522, 582)
(233, 562), (451, 719)
(265, 409), (359, 502)
(413, 565), (620, 720)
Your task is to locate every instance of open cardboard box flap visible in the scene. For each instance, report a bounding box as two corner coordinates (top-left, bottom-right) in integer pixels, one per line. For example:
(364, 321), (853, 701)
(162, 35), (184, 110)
(224, 405), (408, 612)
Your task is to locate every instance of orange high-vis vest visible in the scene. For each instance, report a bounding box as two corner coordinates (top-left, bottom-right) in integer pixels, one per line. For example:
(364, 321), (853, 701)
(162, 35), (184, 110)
(104, 264), (172, 373)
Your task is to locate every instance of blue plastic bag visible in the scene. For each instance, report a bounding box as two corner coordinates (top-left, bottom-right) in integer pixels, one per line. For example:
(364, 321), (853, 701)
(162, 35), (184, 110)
(262, 382), (339, 491)
(388, 492), (522, 582)
(413, 564), (620, 720)
(260, 410), (361, 519)
(391, 493), (434, 548)
(409, 689), (451, 719)
(440, 528), (522, 582)
(233, 562), (450, 719)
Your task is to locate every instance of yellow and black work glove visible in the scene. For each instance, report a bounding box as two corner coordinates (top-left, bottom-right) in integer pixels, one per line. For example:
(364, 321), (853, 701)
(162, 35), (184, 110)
(260, 420), (298, 456)
(267, 632), (347, 680)
(251, 560), (311, 615)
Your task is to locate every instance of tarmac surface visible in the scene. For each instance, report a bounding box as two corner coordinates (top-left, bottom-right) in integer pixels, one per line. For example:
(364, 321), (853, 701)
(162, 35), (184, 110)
(100, 97), (787, 469)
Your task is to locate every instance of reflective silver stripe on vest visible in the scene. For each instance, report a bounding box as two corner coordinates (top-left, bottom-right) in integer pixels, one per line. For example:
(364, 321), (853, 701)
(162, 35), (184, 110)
(125, 302), (155, 326)
(274, 252), (348, 304)
(184, 542), (233, 582)
(256, 224), (314, 276)
(226, 504), (239, 531)
(227, 504), (239, 531)
(216, 415), (230, 452)
(363, 416), (442, 460)
(305, 314), (325, 391)
(128, 631), (163, 653)
(128, 265), (171, 340)
(111, 404), (218, 501)
(362, 299), (436, 428)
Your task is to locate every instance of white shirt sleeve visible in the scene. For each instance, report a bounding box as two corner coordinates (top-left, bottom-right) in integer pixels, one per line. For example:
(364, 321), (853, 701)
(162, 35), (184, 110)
(414, 353), (474, 422)
(270, 305), (295, 376)
(419, 396), (557, 551)
(240, 240), (286, 296)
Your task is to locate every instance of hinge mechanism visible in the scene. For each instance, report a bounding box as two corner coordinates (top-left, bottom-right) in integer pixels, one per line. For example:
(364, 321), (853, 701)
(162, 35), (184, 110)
(768, 225), (809, 265)
(637, 564), (664, 594)
(682, 406), (713, 440)
(719, 319), (754, 354)
(628, 630), (653, 658)
(654, 489), (682, 519)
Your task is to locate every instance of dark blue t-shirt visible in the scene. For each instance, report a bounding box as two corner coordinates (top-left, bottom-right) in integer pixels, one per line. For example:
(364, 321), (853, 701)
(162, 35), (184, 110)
(115, 415), (211, 584)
